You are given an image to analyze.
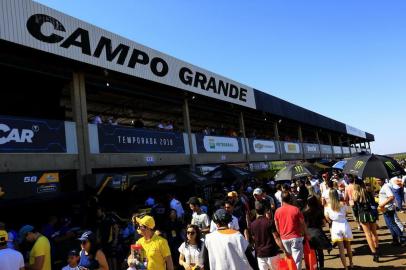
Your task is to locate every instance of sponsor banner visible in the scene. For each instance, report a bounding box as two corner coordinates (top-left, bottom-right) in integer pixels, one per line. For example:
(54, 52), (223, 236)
(303, 143), (320, 154)
(249, 139), (277, 154)
(282, 142), (301, 154)
(0, 0), (256, 109)
(196, 134), (242, 153)
(346, 125), (366, 139)
(0, 172), (60, 200)
(351, 147), (357, 154)
(0, 115), (66, 153)
(249, 162), (270, 172)
(97, 125), (185, 153)
(320, 144), (333, 154)
(342, 147), (350, 154)
(333, 146), (342, 154)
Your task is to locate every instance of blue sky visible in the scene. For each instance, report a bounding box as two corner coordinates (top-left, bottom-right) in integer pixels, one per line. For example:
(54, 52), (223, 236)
(35, 0), (406, 154)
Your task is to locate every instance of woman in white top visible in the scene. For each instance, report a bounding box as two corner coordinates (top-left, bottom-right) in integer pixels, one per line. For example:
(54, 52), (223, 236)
(325, 189), (354, 270)
(179, 225), (204, 270)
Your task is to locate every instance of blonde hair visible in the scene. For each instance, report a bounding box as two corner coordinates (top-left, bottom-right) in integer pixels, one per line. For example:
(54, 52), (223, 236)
(329, 189), (341, 212)
(353, 184), (368, 204)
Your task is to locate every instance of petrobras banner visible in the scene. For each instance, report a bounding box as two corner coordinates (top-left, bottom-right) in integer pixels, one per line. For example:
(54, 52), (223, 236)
(320, 144), (333, 154)
(0, 115), (67, 153)
(346, 125), (366, 139)
(0, 172), (60, 201)
(249, 139), (277, 153)
(196, 134), (242, 153)
(333, 146), (343, 154)
(0, 0), (256, 109)
(282, 142), (301, 154)
(97, 125), (185, 153)
(303, 143), (319, 154)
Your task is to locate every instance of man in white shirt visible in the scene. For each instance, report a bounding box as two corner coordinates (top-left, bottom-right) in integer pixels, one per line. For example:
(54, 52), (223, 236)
(203, 209), (259, 270)
(169, 194), (185, 220)
(0, 230), (24, 270)
(210, 201), (240, 232)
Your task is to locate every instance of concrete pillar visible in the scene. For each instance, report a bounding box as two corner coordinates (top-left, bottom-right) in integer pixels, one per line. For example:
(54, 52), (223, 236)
(71, 72), (91, 191)
(274, 122), (282, 159)
(298, 125), (305, 160)
(183, 98), (195, 169)
(328, 133), (334, 159)
(315, 131), (322, 157)
(239, 112), (246, 138)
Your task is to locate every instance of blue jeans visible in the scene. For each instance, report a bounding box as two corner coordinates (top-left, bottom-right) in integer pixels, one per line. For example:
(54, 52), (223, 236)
(393, 189), (404, 210)
(383, 210), (403, 242)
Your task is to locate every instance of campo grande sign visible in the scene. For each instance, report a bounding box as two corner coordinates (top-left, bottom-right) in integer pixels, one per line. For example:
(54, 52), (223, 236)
(0, 0), (256, 109)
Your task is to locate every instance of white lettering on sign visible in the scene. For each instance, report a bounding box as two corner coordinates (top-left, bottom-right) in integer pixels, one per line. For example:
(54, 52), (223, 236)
(0, 124), (34, 145)
(306, 144), (318, 153)
(0, 0), (256, 109)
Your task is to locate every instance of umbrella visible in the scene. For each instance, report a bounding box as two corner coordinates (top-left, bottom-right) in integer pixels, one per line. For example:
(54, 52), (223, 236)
(343, 154), (404, 179)
(333, 160), (347, 170)
(206, 164), (252, 183)
(275, 164), (312, 181)
(301, 162), (329, 175)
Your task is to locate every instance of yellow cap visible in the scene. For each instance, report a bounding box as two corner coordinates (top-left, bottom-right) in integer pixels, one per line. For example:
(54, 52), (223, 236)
(0, 230), (8, 243)
(136, 215), (155, 230)
(227, 191), (238, 198)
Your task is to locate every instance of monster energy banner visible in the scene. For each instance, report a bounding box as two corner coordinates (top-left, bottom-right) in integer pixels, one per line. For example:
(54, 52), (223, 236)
(196, 134), (242, 153)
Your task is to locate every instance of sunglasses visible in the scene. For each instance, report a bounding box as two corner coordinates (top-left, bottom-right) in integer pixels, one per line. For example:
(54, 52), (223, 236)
(187, 231), (196, 235)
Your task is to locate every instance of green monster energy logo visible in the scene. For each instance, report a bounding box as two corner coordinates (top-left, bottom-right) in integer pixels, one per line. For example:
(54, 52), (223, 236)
(354, 161), (364, 170)
(385, 161), (396, 171)
(295, 165), (304, 173)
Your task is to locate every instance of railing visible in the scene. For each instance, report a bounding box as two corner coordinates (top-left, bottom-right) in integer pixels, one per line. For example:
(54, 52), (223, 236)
(0, 116), (371, 171)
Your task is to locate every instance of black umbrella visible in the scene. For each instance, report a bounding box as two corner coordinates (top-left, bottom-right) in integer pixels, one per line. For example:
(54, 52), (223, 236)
(206, 164), (252, 183)
(275, 164), (312, 181)
(343, 154), (405, 179)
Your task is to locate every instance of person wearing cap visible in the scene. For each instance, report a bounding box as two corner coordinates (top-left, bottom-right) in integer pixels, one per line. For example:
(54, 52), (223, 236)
(203, 209), (259, 270)
(253, 188), (275, 218)
(62, 250), (81, 270)
(188, 197), (210, 234)
(274, 191), (306, 270)
(19, 225), (51, 270)
(390, 176), (404, 213)
(377, 178), (406, 246)
(78, 231), (109, 270)
(250, 201), (289, 270)
(133, 215), (174, 270)
(0, 230), (24, 270)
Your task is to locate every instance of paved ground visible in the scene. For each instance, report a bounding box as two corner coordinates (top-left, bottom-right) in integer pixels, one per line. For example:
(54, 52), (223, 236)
(324, 212), (406, 270)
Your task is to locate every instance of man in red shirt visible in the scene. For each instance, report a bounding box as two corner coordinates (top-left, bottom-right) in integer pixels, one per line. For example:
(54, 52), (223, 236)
(274, 191), (306, 270)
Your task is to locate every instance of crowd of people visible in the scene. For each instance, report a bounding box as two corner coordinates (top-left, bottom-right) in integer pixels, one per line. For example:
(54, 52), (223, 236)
(1, 169), (406, 270)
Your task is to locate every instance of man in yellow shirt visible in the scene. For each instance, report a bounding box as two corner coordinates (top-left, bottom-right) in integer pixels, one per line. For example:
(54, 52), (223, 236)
(19, 225), (51, 270)
(132, 215), (174, 270)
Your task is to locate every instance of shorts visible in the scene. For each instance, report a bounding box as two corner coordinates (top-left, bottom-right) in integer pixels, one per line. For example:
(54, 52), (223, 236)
(331, 221), (353, 243)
